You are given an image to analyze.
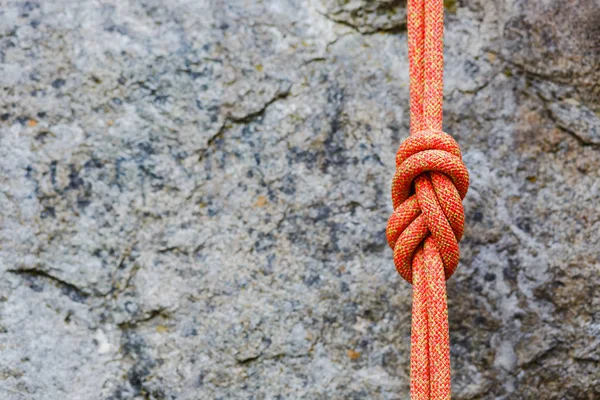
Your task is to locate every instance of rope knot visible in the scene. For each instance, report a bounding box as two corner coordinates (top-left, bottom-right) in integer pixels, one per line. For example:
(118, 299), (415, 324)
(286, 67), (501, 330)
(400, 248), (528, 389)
(387, 129), (469, 283)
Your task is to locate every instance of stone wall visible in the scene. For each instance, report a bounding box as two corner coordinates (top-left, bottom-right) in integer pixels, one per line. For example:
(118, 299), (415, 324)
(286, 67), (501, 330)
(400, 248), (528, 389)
(0, 0), (598, 398)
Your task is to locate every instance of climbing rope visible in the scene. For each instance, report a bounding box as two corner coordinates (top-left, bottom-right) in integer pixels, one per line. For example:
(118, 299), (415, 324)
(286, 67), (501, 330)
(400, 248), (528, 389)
(386, 0), (469, 398)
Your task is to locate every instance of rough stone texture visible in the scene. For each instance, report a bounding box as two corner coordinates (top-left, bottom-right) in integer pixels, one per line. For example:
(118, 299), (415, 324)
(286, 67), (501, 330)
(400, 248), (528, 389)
(321, 0), (408, 33)
(0, 0), (599, 399)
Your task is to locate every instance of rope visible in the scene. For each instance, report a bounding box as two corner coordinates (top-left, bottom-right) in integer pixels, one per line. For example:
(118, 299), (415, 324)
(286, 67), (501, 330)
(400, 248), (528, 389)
(386, 0), (469, 398)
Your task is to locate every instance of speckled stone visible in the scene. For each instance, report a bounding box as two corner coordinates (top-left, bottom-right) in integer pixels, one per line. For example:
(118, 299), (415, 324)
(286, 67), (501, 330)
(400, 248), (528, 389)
(0, 0), (598, 399)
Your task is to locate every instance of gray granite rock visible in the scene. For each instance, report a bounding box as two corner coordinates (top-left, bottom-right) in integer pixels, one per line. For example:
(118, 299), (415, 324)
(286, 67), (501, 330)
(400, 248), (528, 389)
(321, 0), (408, 33)
(0, 0), (598, 399)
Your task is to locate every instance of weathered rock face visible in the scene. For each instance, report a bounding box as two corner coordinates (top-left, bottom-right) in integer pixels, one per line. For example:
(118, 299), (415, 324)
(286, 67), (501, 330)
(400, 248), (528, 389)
(0, 0), (598, 399)
(322, 0), (408, 33)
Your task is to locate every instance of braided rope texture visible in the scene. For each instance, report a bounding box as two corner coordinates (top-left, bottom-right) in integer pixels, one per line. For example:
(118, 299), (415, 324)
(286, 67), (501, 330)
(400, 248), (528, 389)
(386, 0), (469, 398)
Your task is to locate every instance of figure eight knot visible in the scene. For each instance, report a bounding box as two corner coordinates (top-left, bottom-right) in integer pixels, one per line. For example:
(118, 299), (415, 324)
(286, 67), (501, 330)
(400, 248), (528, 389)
(386, 129), (469, 283)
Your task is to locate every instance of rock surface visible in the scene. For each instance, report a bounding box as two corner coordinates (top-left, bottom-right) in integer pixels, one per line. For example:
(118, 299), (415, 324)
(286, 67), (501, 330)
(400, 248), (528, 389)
(0, 0), (599, 399)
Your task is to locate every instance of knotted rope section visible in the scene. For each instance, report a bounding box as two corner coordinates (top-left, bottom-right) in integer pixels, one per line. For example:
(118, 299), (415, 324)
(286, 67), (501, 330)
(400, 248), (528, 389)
(386, 0), (469, 398)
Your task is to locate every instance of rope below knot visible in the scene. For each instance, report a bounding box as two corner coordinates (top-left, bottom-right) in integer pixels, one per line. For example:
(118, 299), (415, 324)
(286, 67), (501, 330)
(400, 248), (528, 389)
(386, 0), (469, 398)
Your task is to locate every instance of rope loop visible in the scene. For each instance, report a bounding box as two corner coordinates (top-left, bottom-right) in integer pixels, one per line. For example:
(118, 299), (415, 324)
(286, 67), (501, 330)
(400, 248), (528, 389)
(386, 129), (469, 283)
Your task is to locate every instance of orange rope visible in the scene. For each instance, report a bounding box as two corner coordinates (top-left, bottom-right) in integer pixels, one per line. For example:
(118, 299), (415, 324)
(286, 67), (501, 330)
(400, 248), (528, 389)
(386, 0), (469, 398)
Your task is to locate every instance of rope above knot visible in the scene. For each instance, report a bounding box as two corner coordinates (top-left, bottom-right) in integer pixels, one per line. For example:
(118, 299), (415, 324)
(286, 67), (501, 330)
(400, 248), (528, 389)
(386, 129), (469, 283)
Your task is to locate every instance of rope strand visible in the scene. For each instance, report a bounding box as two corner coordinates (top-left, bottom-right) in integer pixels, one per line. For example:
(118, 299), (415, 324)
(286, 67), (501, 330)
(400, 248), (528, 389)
(387, 1), (469, 398)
